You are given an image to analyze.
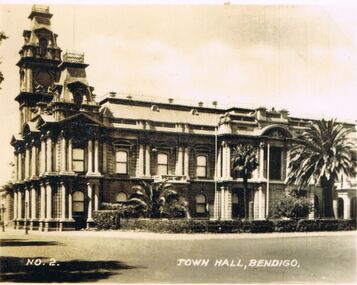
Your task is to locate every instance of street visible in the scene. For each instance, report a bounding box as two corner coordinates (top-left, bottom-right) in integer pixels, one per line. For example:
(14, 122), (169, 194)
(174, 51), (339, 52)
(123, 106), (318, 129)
(0, 230), (356, 283)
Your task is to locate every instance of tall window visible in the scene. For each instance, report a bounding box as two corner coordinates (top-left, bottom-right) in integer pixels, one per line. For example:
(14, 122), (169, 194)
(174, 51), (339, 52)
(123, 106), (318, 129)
(196, 194), (207, 214)
(157, 153), (168, 175)
(196, 155), (207, 178)
(265, 147), (282, 180)
(116, 192), (128, 203)
(73, 191), (85, 213)
(116, 150), (128, 174)
(72, 148), (85, 172)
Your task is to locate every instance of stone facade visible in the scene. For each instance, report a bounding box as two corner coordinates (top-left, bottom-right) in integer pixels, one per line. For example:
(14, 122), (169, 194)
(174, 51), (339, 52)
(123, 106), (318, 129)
(6, 5), (357, 231)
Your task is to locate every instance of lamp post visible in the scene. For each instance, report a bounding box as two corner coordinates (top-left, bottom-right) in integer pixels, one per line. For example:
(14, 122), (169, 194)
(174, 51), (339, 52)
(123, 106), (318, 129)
(25, 201), (28, 235)
(0, 201), (5, 232)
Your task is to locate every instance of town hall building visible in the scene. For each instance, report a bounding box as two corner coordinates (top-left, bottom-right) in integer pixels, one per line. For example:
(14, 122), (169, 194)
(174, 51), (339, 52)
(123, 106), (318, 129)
(6, 5), (357, 231)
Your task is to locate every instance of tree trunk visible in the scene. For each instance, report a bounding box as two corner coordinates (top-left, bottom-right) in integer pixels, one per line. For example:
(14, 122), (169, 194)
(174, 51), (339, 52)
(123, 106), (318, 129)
(321, 178), (335, 218)
(243, 176), (248, 218)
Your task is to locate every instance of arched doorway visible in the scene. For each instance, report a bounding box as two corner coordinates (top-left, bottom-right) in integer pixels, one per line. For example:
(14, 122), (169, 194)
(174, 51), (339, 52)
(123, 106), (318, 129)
(232, 189), (245, 218)
(351, 197), (357, 220)
(73, 191), (86, 230)
(337, 198), (344, 219)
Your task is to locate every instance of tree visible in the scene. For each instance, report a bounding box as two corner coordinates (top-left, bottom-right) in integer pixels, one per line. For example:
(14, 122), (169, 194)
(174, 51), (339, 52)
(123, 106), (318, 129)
(0, 32), (8, 88)
(128, 179), (188, 218)
(273, 190), (313, 219)
(287, 119), (356, 218)
(231, 144), (259, 218)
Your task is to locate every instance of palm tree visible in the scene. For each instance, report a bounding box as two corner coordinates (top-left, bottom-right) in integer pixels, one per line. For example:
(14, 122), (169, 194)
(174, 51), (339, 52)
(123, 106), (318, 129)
(287, 119), (356, 218)
(231, 144), (259, 218)
(128, 179), (186, 218)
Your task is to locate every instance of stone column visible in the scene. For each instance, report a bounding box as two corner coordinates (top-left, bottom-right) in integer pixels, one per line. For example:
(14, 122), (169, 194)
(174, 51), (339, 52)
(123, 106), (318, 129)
(87, 140), (93, 174)
(68, 188), (73, 220)
(61, 134), (66, 173)
(40, 138), (46, 175)
(226, 144), (231, 179)
(216, 146), (222, 179)
(225, 187), (232, 220)
(94, 184), (99, 212)
(145, 145), (151, 176)
(220, 186), (225, 220)
(31, 143), (37, 177)
(87, 182), (93, 221)
(343, 195), (351, 220)
(13, 191), (18, 220)
(184, 147), (190, 179)
(333, 198), (338, 219)
(286, 149), (290, 180)
(68, 138), (73, 172)
(31, 187), (36, 219)
(214, 187), (221, 220)
(46, 135), (52, 172)
(175, 147), (183, 176)
(46, 183), (52, 219)
(136, 144), (144, 177)
(94, 140), (100, 174)
(258, 186), (265, 219)
(25, 188), (30, 219)
(259, 143), (265, 179)
(40, 184), (46, 220)
(252, 149), (259, 180)
(18, 190), (22, 219)
(25, 146), (30, 179)
(60, 182), (66, 220)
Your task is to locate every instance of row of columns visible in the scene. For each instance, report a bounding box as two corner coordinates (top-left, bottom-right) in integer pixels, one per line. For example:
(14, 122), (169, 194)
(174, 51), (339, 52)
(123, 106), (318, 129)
(14, 136), (102, 181)
(13, 181), (100, 229)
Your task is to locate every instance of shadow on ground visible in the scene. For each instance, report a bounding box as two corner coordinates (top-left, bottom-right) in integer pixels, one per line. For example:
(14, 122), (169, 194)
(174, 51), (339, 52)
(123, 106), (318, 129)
(0, 256), (144, 282)
(0, 239), (62, 247)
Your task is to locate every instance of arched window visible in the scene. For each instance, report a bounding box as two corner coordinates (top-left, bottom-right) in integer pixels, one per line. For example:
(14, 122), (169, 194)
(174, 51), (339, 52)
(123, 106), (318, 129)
(73, 191), (85, 213)
(116, 192), (128, 203)
(232, 193), (239, 218)
(338, 198), (344, 219)
(196, 155), (207, 178)
(39, 38), (48, 56)
(195, 194), (206, 214)
(157, 153), (168, 175)
(116, 150), (128, 174)
(72, 148), (85, 172)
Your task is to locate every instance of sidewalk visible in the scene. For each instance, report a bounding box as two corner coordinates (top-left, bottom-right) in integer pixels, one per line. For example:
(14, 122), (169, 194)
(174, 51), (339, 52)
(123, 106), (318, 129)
(2, 228), (356, 240)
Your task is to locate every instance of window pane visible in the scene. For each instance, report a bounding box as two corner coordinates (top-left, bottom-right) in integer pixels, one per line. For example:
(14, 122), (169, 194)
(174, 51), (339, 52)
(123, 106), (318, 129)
(197, 155), (207, 166)
(116, 162), (127, 174)
(73, 201), (84, 212)
(73, 148), (84, 160)
(116, 192), (128, 202)
(157, 153), (168, 164)
(116, 151), (127, 162)
(157, 165), (168, 175)
(196, 166), (206, 177)
(73, 191), (84, 201)
(269, 147), (282, 180)
(196, 194), (206, 203)
(232, 193), (239, 204)
(73, 161), (84, 172)
(196, 204), (206, 213)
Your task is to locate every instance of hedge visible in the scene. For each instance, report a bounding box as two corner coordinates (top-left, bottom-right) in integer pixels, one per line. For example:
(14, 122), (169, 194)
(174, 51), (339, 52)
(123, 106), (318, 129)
(93, 210), (356, 233)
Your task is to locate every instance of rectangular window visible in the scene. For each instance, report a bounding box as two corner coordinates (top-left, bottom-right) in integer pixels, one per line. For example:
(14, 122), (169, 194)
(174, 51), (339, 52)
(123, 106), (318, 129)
(116, 151), (128, 174)
(196, 155), (207, 178)
(269, 147), (282, 180)
(157, 153), (168, 175)
(72, 148), (85, 172)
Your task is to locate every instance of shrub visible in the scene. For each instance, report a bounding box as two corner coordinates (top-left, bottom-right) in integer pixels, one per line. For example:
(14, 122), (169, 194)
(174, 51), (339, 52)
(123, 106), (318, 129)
(273, 219), (299, 232)
(273, 191), (313, 219)
(296, 219), (356, 232)
(93, 210), (122, 230)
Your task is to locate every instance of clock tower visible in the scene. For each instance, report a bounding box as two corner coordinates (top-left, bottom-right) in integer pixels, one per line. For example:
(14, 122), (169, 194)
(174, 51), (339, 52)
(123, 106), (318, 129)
(16, 5), (62, 133)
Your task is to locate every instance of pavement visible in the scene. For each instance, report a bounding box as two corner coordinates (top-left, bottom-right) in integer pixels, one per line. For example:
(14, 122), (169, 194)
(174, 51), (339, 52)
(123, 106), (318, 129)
(1, 229), (356, 283)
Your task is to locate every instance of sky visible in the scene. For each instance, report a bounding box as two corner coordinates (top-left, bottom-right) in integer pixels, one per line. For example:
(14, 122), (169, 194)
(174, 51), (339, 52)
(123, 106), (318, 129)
(0, 1), (356, 185)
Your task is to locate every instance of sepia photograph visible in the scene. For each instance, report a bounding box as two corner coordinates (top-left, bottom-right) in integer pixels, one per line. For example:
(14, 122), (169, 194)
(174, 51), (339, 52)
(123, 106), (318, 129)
(0, 0), (356, 283)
